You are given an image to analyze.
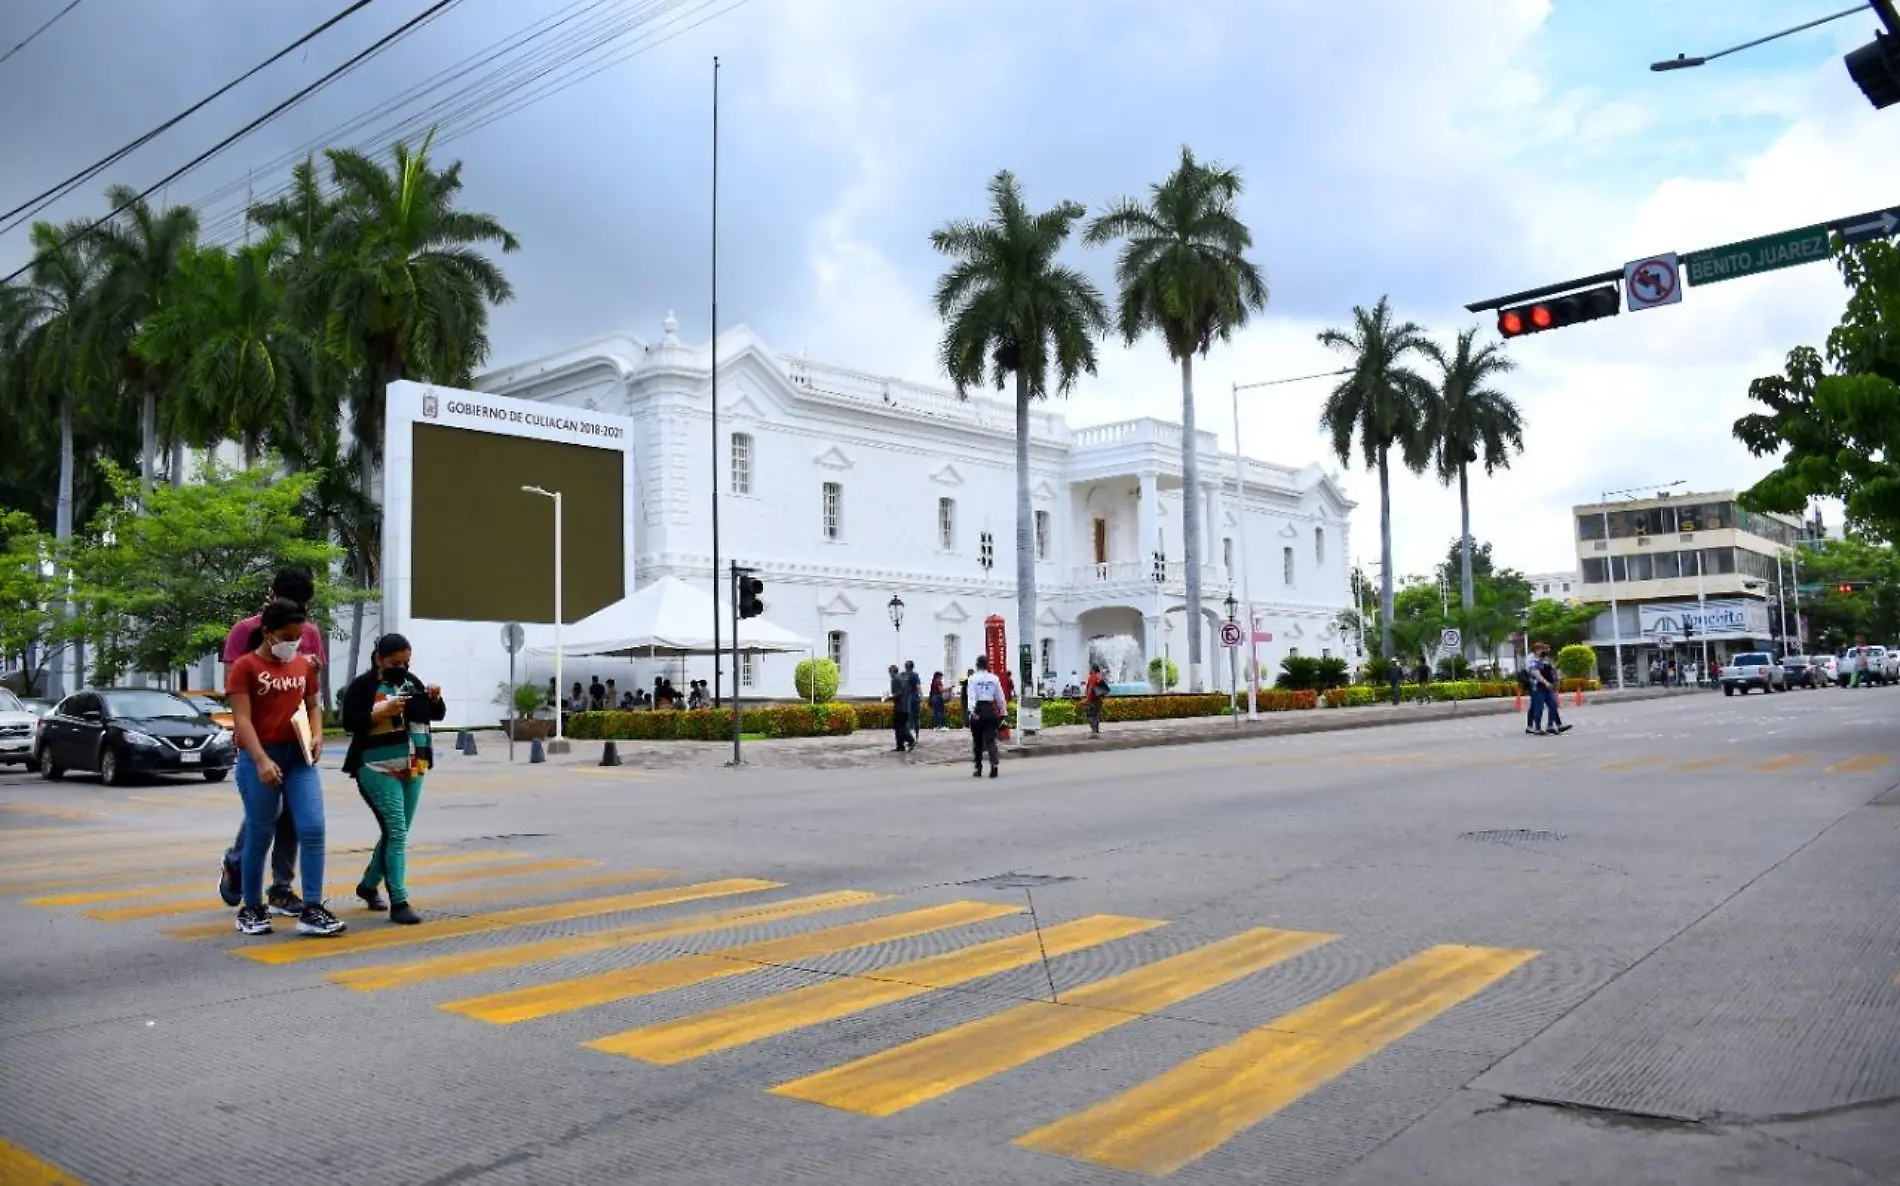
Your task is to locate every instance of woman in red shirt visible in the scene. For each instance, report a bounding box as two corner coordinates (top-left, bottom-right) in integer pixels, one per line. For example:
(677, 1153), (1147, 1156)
(226, 600), (344, 937)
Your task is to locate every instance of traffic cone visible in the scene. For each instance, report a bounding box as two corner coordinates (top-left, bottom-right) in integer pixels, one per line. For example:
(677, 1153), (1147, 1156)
(600, 740), (621, 767)
(1513, 690), (1523, 713)
(529, 738), (546, 764)
(1574, 686), (1583, 708)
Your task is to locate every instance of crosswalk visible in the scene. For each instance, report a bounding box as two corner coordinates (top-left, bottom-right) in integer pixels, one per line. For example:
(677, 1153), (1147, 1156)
(6, 843), (1542, 1178)
(1344, 749), (1893, 775)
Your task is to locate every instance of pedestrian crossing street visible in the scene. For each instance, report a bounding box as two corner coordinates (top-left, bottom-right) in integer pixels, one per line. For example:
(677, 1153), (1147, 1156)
(6, 841), (1541, 1178)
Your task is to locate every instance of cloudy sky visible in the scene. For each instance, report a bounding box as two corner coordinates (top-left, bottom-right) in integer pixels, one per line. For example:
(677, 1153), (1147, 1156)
(4, 0), (1896, 580)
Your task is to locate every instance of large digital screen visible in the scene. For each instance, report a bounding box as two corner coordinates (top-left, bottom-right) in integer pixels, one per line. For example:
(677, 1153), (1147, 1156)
(409, 422), (625, 623)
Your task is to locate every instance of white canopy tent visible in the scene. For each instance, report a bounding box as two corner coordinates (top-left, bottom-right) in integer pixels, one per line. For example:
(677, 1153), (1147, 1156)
(526, 575), (808, 658)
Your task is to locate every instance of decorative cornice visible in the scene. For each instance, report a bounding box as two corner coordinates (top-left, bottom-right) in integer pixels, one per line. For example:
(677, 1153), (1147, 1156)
(930, 463), (964, 487)
(813, 445), (854, 471)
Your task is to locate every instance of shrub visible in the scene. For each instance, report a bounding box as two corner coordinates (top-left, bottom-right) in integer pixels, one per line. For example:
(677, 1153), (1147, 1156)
(1435, 656), (1473, 680)
(567, 704), (857, 740)
(1276, 655), (1320, 690)
(1147, 657), (1179, 691)
(1035, 699), (1078, 728)
(1555, 644), (1597, 679)
(1314, 656), (1351, 690)
(794, 658), (840, 701)
(1558, 677), (1600, 693)
(1255, 689), (1318, 711)
(1323, 685), (1385, 708)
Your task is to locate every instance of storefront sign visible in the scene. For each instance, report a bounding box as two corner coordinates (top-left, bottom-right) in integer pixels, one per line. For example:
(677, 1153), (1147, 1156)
(1638, 599), (1762, 638)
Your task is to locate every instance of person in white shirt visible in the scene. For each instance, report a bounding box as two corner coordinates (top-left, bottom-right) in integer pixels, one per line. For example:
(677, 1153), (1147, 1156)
(963, 654), (1007, 778)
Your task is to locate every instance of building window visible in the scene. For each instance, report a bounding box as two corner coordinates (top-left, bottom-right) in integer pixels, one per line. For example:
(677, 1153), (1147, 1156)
(730, 432), (752, 495)
(1322, 647), (1332, 659)
(943, 633), (960, 675)
(1035, 510), (1051, 560)
(827, 630), (848, 672)
(822, 482), (842, 540)
(1222, 537), (1234, 579)
(1561, 581), (1571, 593)
(738, 652), (755, 687)
(1039, 637), (1054, 678)
(979, 531), (995, 570)
(1283, 546), (1295, 585)
(938, 497), (956, 550)
(1092, 518), (1108, 564)
(1314, 527), (1325, 565)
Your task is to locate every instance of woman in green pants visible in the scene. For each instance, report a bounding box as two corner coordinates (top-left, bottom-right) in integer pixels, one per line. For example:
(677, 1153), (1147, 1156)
(340, 634), (444, 925)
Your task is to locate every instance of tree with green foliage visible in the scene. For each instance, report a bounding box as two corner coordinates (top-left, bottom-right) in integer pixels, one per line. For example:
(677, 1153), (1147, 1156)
(1085, 147), (1269, 691)
(1785, 536), (1900, 650)
(0, 510), (70, 693)
(1148, 656), (1180, 690)
(1424, 327), (1522, 661)
(93, 186), (200, 495)
(65, 463), (346, 685)
(932, 170), (1108, 709)
(794, 657), (841, 702)
(1527, 598), (1604, 650)
(1555, 644), (1596, 679)
(1318, 297), (1436, 660)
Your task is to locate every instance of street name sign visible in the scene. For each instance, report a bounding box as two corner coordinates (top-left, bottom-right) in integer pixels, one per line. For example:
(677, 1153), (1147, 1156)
(1623, 253), (1681, 311)
(1684, 225), (1830, 287)
(1837, 207), (1900, 246)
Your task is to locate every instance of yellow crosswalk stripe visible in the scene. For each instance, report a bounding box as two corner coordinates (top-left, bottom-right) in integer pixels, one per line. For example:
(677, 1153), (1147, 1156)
(0, 839), (421, 891)
(0, 1137), (84, 1184)
(236, 877), (781, 965)
(47, 851), (548, 912)
(0, 803), (100, 821)
(444, 899), (1022, 1024)
(1825, 753), (1891, 774)
(334, 890), (885, 992)
(1597, 755), (1662, 772)
(1669, 755), (1729, 772)
(1751, 754), (1808, 772)
(585, 913), (1166, 1066)
(1015, 943), (1538, 1175)
(772, 926), (1338, 1117)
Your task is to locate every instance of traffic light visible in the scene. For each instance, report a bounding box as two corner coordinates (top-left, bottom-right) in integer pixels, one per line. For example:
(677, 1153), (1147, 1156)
(1838, 582), (1862, 595)
(737, 574), (765, 619)
(1497, 285), (1620, 338)
(1683, 620), (1695, 640)
(1846, 32), (1900, 110)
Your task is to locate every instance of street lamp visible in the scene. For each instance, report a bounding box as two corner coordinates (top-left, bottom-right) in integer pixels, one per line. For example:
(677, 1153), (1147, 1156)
(521, 485), (566, 750)
(887, 593), (904, 663)
(1650, 4), (1871, 71)
(1223, 590), (1240, 724)
(1597, 480), (1684, 690)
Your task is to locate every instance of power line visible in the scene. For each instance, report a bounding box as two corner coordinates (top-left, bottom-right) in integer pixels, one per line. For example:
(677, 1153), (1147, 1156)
(0, 0), (379, 236)
(2, 0), (460, 286)
(0, 0), (86, 69)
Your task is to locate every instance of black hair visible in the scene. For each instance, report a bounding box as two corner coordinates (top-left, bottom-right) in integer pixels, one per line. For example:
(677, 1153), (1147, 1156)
(270, 568), (315, 607)
(974, 655), (990, 669)
(259, 598), (307, 634)
(374, 633), (412, 658)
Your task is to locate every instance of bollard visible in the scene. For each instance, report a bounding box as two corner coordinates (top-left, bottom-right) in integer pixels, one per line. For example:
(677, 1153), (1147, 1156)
(529, 738), (546, 764)
(461, 733), (478, 757)
(455, 730), (474, 753)
(599, 740), (621, 767)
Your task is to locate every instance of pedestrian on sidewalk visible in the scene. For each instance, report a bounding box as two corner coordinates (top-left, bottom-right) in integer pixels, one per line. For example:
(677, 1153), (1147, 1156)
(1084, 663), (1111, 736)
(966, 654), (1005, 778)
(888, 665), (913, 753)
(928, 672), (947, 730)
(227, 600), (343, 938)
(217, 568), (323, 915)
(903, 660), (923, 740)
(340, 633), (444, 927)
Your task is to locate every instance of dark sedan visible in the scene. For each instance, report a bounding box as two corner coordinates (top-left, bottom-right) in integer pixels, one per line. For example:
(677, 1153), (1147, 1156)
(35, 688), (235, 785)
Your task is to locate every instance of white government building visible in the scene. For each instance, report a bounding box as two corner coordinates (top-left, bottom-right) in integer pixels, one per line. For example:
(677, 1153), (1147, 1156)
(472, 314), (1357, 701)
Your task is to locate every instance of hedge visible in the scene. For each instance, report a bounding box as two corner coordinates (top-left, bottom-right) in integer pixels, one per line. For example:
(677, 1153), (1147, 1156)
(567, 703), (858, 740)
(1321, 679), (1601, 707)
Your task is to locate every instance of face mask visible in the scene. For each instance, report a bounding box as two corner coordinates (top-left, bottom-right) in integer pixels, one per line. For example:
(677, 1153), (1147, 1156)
(269, 640), (300, 662)
(382, 664), (409, 683)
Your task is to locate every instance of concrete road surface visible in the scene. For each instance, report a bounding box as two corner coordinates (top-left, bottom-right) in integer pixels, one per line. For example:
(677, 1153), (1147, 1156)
(1, 687), (1896, 1185)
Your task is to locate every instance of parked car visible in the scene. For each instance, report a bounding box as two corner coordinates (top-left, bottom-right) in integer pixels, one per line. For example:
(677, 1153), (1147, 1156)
(1813, 654), (1842, 686)
(180, 689), (235, 730)
(1721, 652), (1785, 695)
(34, 688), (234, 785)
(0, 688), (38, 766)
(1781, 655), (1821, 688)
(20, 697), (54, 717)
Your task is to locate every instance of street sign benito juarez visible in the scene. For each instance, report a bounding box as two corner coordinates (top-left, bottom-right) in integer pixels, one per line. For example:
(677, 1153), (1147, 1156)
(1684, 225), (1830, 287)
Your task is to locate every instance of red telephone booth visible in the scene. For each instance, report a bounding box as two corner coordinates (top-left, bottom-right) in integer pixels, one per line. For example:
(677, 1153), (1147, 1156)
(983, 614), (1015, 701)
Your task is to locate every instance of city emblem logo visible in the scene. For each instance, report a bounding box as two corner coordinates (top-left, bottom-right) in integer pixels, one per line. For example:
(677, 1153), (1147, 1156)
(421, 391), (439, 419)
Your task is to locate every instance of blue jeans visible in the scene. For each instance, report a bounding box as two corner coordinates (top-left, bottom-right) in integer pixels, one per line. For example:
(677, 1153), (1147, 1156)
(236, 743), (325, 910)
(224, 809), (295, 892)
(1529, 686), (1560, 730)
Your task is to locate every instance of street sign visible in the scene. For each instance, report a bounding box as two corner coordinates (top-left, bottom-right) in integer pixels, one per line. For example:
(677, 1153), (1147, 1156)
(1684, 225), (1829, 287)
(500, 622), (525, 654)
(1440, 628), (1462, 651)
(1656, 635), (1673, 648)
(1219, 621), (1244, 648)
(1623, 254), (1681, 311)
(1837, 207), (1900, 246)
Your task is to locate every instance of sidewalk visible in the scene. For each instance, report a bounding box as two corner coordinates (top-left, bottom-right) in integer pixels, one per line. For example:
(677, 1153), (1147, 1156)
(441, 686), (1697, 774)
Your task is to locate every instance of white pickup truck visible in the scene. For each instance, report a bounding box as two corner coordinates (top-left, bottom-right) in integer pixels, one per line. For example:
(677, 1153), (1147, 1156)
(1721, 652), (1785, 695)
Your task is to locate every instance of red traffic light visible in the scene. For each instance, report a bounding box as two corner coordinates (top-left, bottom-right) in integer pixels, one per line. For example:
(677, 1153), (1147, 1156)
(1530, 304), (1553, 329)
(1498, 310), (1524, 336)
(1840, 583), (1856, 594)
(1497, 285), (1621, 339)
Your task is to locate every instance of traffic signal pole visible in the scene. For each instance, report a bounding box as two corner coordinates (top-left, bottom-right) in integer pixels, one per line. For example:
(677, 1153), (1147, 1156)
(728, 562), (743, 767)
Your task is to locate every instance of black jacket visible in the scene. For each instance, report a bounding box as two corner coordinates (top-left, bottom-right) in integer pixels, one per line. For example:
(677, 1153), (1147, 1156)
(339, 668), (445, 776)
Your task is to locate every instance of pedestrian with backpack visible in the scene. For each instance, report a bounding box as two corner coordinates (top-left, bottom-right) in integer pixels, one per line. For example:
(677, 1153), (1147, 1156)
(1084, 664), (1111, 737)
(965, 654), (1006, 778)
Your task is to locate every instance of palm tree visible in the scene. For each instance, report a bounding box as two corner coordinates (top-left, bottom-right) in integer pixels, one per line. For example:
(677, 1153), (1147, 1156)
(1423, 328), (1521, 659)
(1084, 147), (1268, 692)
(93, 186), (199, 495)
(931, 170), (1108, 708)
(1317, 297), (1435, 660)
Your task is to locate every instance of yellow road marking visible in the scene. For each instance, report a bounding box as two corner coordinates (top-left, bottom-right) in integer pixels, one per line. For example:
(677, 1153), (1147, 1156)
(1597, 755), (1662, 772)
(333, 889), (881, 991)
(445, 899), (1021, 1024)
(1825, 754), (1892, 774)
(236, 877), (781, 965)
(40, 850), (539, 911)
(0, 1137), (84, 1184)
(0, 838), (419, 888)
(0, 803), (100, 821)
(1669, 755), (1729, 772)
(1015, 943), (1538, 1176)
(585, 913), (1166, 1065)
(80, 857), (596, 920)
(1751, 754), (1808, 772)
(773, 926), (1337, 1117)
(165, 868), (681, 940)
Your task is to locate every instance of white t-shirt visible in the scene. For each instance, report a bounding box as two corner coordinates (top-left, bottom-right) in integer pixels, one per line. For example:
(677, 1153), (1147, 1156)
(966, 671), (1006, 717)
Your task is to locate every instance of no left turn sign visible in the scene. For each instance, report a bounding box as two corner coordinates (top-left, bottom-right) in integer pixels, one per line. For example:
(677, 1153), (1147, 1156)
(1624, 253), (1682, 312)
(1220, 621), (1244, 648)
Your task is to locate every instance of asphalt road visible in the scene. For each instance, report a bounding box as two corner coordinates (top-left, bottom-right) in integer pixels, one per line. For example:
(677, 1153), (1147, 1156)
(1, 687), (1896, 1185)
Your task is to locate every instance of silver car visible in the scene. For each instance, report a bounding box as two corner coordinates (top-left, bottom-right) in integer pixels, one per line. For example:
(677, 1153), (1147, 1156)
(0, 688), (39, 765)
(1721, 652), (1785, 695)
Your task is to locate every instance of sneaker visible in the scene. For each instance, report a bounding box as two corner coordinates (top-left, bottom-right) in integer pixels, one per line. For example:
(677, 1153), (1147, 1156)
(388, 901), (422, 926)
(235, 904), (272, 936)
(1555, 724), (1573, 734)
(266, 887), (304, 917)
(989, 766), (999, 779)
(972, 767), (983, 778)
(217, 857), (241, 908)
(356, 885), (388, 911)
(295, 902), (347, 937)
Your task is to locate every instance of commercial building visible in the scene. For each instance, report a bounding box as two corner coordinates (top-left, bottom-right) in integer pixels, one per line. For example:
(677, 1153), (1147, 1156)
(1573, 490), (1805, 681)
(1525, 570), (1581, 601)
